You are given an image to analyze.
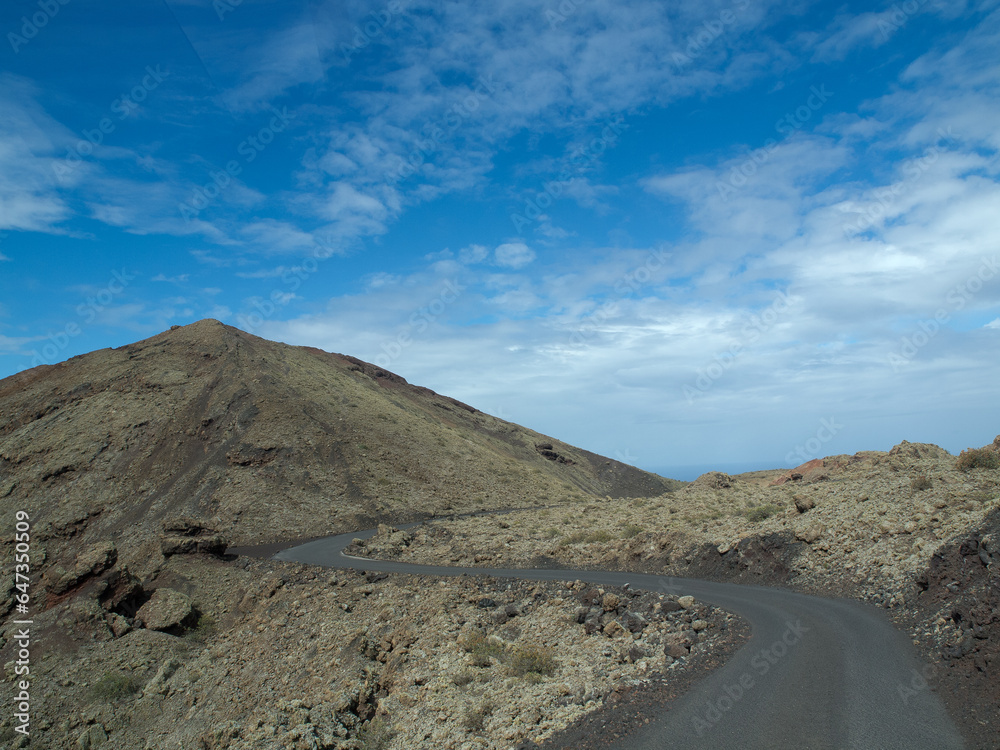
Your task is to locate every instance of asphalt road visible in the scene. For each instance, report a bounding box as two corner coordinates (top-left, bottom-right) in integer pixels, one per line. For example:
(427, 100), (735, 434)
(276, 526), (965, 750)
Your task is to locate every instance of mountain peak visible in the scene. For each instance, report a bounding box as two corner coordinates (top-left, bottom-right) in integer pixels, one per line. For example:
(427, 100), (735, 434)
(0, 323), (676, 559)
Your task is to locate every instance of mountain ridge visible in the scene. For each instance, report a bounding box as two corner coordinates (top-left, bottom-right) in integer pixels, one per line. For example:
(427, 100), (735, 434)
(0, 319), (677, 571)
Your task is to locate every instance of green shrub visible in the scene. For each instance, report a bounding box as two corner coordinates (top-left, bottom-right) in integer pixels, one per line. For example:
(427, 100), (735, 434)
(185, 611), (216, 640)
(621, 524), (645, 539)
(90, 672), (142, 702)
(462, 632), (505, 666)
(506, 645), (558, 677)
(745, 504), (780, 523)
(560, 529), (613, 545)
(956, 448), (1000, 471)
(462, 632), (558, 679)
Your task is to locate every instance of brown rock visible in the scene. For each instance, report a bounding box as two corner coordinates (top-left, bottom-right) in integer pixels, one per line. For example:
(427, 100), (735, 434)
(603, 620), (626, 638)
(136, 588), (196, 632)
(108, 612), (132, 638)
(602, 593), (621, 612)
(794, 495), (815, 513)
(796, 525), (824, 544)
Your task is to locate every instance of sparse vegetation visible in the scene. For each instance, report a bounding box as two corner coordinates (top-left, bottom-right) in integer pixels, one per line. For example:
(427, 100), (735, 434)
(956, 448), (1000, 471)
(461, 700), (495, 733)
(560, 529), (614, 545)
(621, 524), (645, 539)
(90, 671), (142, 702)
(460, 632), (558, 678)
(911, 475), (933, 491)
(506, 644), (558, 677)
(358, 718), (395, 750)
(185, 611), (216, 641)
(462, 631), (505, 666)
(452, 670), (476, 687)
(745, 504), (781, 522)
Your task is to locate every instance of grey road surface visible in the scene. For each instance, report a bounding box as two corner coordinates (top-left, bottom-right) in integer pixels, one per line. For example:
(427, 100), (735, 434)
(276, 527), (965, 750)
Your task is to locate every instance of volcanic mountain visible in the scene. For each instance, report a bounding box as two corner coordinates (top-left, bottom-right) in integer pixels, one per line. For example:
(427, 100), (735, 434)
(0, 319), (676, 564)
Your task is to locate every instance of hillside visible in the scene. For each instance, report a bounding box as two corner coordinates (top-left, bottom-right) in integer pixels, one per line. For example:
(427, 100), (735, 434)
(0, 319), (675, 570)
(353, 439), (1000, 748)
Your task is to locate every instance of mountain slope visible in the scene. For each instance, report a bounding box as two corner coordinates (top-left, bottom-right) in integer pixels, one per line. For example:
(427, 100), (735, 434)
(0, 319), (675, 561)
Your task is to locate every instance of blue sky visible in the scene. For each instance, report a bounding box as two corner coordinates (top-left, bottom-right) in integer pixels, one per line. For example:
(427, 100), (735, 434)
(2, 0), (998, 479)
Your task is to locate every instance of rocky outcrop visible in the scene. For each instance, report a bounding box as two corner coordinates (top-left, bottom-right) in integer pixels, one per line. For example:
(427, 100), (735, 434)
(135, 588), (196, 632)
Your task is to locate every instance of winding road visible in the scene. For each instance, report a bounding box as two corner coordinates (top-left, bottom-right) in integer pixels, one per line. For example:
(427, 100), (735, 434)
(276, 525), (965, 749)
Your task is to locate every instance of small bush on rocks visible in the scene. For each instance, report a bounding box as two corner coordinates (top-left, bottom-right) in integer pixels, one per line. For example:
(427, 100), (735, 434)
(956, 448), (1000, 471)
(358, 718), (395, 750)
(507, 645), (558, 677)
(745, 504), (780, 522)
(90, 672), (142, 702)
(461, 700), (495, 733)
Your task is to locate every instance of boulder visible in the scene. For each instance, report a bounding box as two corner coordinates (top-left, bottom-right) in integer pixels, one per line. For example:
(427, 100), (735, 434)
(107, 612), (132, 638)
(602, 593), (621, 612)
(621, 611), (648, 633)
(677, 596), (696, 609)
(795, 525), (824, 544)
(135, 588), (196, 632)
(794, 495), (815, 513)
(603, 620), (626, 638)
(45, 542), (118, 595)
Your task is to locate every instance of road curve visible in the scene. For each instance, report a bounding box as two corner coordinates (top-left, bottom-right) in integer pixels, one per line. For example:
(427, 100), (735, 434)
(276, 526), (965, 750)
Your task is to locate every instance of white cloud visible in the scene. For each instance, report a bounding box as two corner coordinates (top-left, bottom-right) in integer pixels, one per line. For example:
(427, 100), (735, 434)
(494, 242), (536, 269)
(240, 219), (318, 254)
(459, 244), (489, 264)
(0, 75), (74, 234)
(151, 274), (191, 283)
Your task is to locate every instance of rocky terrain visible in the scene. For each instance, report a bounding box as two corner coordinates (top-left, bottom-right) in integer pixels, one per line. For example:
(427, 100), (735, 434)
(0, 517), (740, 749)
(1, 320), (996, 748)
(0, 321), (718, 750)
(351, 439), (1000, 747)
(0, 319), (674, 559)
